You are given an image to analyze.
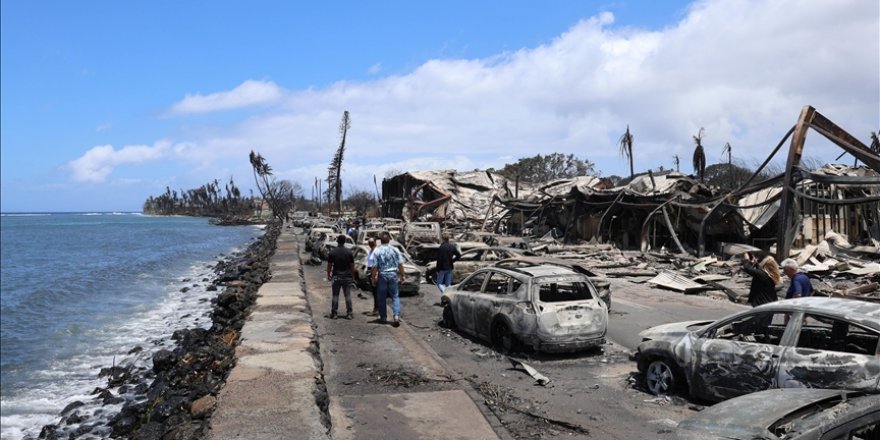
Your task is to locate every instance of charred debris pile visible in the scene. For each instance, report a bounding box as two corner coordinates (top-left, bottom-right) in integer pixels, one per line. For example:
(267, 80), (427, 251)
(378, 106), (879, 302)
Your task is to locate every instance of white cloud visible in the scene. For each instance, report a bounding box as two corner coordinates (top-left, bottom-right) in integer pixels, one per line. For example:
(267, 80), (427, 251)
(67, 141), (172, 182)
(72, 0), (878, 193)
(165, 80), (283, 116)
(368, 63), (382, 75)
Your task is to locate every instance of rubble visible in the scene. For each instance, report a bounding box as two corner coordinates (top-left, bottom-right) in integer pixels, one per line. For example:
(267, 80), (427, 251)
(375, 106), (878, 305)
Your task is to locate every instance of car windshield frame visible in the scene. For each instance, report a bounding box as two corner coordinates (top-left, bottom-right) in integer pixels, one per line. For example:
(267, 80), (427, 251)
(529, 275), (597, 304)
(697, 308), (802, 343)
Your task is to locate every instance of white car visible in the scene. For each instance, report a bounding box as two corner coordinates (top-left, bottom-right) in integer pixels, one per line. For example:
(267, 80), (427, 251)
(440, 265), (607, 353)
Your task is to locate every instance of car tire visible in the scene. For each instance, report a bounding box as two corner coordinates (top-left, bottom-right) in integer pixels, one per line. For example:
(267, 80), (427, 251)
(441, 304), (456, 329)
(645, 358), (681, 396)
(491, 320), (519, 353)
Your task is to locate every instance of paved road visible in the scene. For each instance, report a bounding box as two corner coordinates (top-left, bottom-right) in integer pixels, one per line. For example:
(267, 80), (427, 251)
(301, 235), (754, 439)
(605, 278), (747, 350)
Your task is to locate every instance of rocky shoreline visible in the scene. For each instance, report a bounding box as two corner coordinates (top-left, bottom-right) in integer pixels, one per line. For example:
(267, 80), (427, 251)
(38, 220), (282, 440)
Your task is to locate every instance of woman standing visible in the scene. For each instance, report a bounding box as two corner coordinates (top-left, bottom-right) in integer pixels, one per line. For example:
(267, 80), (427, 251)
(741, 252), (781, 307)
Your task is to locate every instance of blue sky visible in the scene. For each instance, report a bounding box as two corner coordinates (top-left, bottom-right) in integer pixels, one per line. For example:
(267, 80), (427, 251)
(2, 0), (877, 212)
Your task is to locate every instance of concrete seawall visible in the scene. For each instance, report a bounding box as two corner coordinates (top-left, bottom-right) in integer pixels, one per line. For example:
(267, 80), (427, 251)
(208, 226), (330, 439)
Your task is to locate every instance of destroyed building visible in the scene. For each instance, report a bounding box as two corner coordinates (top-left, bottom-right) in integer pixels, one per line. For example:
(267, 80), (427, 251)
(381, 106), (880, 261)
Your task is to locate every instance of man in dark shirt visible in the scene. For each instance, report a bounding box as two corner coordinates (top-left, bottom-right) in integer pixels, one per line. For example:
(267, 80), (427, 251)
(435, 233), (461, 293)
(326, 234), (355, 319)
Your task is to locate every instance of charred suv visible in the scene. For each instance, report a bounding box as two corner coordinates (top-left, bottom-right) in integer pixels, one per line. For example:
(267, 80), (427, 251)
(636, 297), (880, 402)
(440, 265), (607, 353)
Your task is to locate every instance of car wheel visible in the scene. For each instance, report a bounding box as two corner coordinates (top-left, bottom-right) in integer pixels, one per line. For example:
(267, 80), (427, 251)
(645, 359), (679, 396)
(491, 321), (518, 353)
(426, 270), (436, 284)
(441, 304), (456, 329)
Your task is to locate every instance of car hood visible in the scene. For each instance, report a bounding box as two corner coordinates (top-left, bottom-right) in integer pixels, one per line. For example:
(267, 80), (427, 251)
(676, 389), (852, 440)
(638, 320), (711, 342)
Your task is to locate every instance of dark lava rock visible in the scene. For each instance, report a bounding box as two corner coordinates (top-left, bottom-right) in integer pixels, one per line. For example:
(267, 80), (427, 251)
(180, 286), (190, 293)
(38, 423), (59, 439)
(127, 345), (143, 355)
(137, 421), (166, 440)
(109, 414), (138, 437)
(152, 349), (176, 373)
(59, 400), (84, 416)
(63, 410), (84, 425)
(151, 396), (190, 422)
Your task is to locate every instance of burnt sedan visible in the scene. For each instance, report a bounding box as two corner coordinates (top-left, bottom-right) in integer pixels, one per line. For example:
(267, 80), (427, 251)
(440, 265), (607, 353)
(677, 388), (879, 440)
(424, 246), (535, 285)
(636, 297), (880, 402)
(350, 245), (424, 296)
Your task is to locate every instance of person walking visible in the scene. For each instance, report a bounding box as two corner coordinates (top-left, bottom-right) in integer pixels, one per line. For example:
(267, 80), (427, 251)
(370, 231), (404, 327)
(326, 234), (355, 320)
(435, 233), (461, 293)
(365, 237), (379, 316)
(741, 252), (780, 307)
(781, 258), (814, 299)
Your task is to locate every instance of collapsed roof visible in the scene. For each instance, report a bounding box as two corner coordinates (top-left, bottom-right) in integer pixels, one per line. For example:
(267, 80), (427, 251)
(381, 106), (879, 258)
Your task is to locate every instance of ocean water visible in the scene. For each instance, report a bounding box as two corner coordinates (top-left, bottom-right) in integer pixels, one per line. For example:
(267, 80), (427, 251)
(0, 213), (264, 439)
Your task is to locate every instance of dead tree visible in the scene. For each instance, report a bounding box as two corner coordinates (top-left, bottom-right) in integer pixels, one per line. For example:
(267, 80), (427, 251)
(618, 125), (634, 179)
(327, 111), (351, 215)
(692, 128), (706, 182)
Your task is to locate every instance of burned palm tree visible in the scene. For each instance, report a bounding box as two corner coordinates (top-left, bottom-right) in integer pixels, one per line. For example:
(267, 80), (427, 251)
(618, 125), (634, 178)
(692, 127), (706, 183)
(673, 154), (680, 172)
(871, 131), (879, 153)
(722, 142), (734, 188)
(326, 111), (351, 215)
(249, 150), (288, 220)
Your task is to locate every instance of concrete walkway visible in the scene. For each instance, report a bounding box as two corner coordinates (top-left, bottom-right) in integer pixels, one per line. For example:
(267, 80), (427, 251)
(208, 226), (329, 439)
(208, 225), (502, 439)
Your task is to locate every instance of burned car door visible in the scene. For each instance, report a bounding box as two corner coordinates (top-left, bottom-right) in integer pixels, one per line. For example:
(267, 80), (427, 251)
(691, 311), (792, 401)
(351, 247), (368, 288)
(777, 313), (880, 392)
(471, 272), (518, 341)
(454, 271), (488, 335)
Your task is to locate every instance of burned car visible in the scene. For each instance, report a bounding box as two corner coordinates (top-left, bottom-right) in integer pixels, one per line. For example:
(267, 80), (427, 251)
(408, 240), (487, 266)
(440, 265), (607, 353)
(424, 246), (535, 284)
(350, 245), (424, 295)
(399, 221), (441, 248)
(304, 227), (335, 252)
(636, 297), (880, 402)
(355, 228), (396, 245)
(493, 256), (611, 310)
(313, 233), (355, 260)
(677, 388), (880, 440)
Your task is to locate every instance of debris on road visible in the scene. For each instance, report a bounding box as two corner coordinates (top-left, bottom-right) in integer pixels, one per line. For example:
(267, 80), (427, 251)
(508, 358), (551, 386)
